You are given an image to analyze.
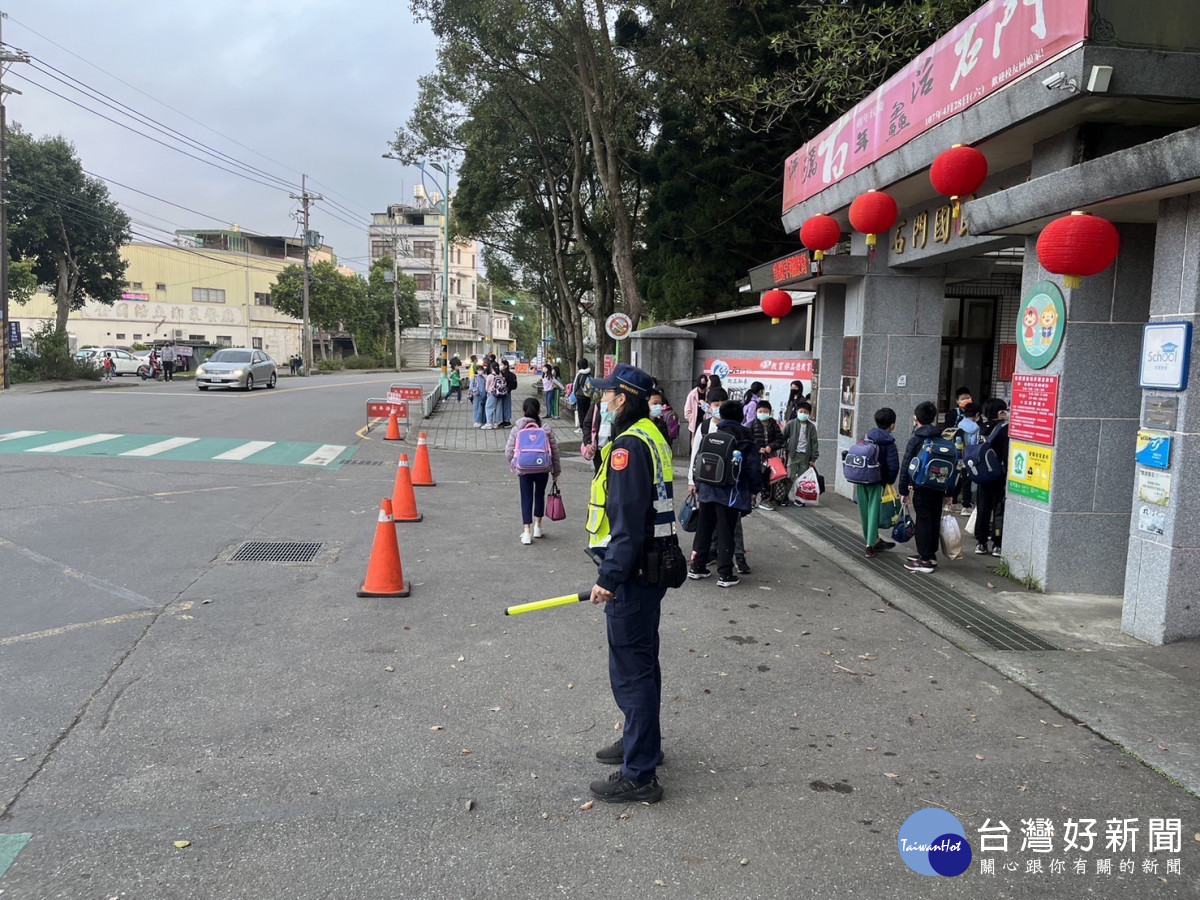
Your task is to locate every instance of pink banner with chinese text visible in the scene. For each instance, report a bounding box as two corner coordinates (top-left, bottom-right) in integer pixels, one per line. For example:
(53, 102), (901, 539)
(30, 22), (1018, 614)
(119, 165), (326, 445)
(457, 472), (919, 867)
(783, 0), (1090, 214)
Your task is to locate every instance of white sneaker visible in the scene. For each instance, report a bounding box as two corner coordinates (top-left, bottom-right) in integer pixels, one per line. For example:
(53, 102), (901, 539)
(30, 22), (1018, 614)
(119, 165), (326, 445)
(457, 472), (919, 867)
(473, 423), (482, 428)
(520, 531), (532, 545)
(482, 424), (495, 430)
(533, 524), (544, 538)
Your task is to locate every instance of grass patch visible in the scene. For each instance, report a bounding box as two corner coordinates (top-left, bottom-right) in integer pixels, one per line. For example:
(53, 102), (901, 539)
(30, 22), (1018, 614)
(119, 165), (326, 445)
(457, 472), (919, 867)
(993, 558), (1043, 593)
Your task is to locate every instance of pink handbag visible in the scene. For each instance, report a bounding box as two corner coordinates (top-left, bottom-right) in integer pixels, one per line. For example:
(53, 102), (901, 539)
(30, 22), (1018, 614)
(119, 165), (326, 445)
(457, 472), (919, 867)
(546, 483), (566, 521)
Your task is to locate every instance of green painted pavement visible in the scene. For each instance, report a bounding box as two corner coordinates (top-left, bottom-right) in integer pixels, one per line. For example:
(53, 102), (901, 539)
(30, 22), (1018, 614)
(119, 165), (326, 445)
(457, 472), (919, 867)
(0, 833), (32, 878)
(0, 430), (356, 469)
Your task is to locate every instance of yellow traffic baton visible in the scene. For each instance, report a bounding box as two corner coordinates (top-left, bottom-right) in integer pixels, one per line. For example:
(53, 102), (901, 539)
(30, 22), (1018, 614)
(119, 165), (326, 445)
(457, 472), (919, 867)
(504, 591), (590, 616)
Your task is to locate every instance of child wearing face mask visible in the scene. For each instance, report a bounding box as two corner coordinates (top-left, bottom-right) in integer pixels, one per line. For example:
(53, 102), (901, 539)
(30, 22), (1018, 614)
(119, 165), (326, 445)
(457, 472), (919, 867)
(648, 389), (681, 447)
(782, 402), (819, 507)
(751, 400), (785, 510)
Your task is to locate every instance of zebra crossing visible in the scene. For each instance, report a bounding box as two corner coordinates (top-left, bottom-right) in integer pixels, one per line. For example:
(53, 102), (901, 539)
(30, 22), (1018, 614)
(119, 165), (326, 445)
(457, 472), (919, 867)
(0, 430), (356, 469)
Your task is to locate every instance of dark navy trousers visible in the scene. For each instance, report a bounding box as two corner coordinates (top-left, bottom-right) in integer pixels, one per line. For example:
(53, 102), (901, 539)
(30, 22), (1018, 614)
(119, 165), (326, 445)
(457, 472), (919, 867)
(605, 580), (666, 784)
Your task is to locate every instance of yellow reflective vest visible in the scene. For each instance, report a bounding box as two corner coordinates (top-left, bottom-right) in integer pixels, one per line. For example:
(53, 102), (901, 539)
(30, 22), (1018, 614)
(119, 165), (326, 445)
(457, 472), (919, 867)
(586, 419), (675, 549)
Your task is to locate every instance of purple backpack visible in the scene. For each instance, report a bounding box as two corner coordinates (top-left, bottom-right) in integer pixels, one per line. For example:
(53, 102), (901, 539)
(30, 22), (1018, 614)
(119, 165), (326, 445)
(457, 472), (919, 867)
(513, 423), (552, 474)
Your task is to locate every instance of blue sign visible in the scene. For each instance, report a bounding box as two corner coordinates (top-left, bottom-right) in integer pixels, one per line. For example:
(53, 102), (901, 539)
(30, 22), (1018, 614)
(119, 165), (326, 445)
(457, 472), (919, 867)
(1140, 322), (1192, 391)
(7, 321), (19, 348)
(1136, 431), (1172, 470)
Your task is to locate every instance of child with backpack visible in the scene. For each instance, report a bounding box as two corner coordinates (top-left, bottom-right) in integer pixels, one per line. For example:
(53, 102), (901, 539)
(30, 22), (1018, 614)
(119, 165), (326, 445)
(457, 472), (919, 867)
(504, 397), (561, 545)
(956, 402), (982, 515)
(843, 407), (900, 558)
(782, 401), (820, 507)
(899, 401), (957, 574)
(971, 398), (1009, 557)
(449, 365), (463, 403)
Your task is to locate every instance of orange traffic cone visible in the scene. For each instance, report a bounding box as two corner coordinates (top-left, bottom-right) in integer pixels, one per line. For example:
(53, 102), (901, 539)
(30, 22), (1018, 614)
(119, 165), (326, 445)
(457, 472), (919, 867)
(411, 432), (436, 486)
(383, 409), (403, 441)
(357, 498), (411, 597)
(391, 454), (422, 523)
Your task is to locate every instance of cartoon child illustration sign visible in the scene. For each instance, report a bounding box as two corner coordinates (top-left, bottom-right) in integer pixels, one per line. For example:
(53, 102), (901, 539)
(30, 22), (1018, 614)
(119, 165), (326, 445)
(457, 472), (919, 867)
(1016, 282), (1066, 370)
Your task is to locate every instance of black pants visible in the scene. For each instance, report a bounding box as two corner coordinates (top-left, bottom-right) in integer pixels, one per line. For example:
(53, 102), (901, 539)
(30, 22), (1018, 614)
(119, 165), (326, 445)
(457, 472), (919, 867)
(692, 502), (739, 578)
(974, 482), (1005, 548)
(606, 581), (664, 783)
(163, 361), (175, 381)
(576, 396), (592, 432)
(911, 487), (944, 562)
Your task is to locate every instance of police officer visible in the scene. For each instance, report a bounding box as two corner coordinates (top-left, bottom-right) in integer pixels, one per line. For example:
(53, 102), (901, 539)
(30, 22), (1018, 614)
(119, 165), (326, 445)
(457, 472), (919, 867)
(585, 364), (675, 804)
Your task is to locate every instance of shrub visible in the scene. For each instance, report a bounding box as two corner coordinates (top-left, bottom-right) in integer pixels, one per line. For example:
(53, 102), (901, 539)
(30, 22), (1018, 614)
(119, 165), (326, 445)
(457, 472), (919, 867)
(317, 359), (342, 372)
(344, 355), (380, 370)
(10, 321), (101, 383)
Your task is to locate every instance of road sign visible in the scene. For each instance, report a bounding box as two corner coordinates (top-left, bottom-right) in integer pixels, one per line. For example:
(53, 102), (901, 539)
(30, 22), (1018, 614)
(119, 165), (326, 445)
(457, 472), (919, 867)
(388, 383), (424, 401)
(368, 399), (409, 422)
(605, 313), (632, 341)
(8, 321), (21, 348)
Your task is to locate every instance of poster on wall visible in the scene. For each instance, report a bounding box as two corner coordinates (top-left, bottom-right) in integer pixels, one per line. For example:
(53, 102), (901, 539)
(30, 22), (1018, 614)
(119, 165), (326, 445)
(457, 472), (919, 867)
(1139, 322), (1192, 391)
(1138, 504), (1166, 536)
(840, 376), (857, 406)
(1008, 440), (1054, 504)
(839, 408), (855, 438)
(1009, 374), (1059, 445)
(1137, 468), (1172, 507)
(1135, 431), (1172, 470)
(1017, 282), (1066, 370)
(703, 357), (814, 420)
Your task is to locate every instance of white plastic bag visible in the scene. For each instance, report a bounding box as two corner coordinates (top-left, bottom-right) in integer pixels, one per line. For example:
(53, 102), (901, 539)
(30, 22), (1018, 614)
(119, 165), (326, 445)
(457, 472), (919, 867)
(796, 466), (821, 506)
(964, 506), (978, 536)
(939, 512), (963, 560)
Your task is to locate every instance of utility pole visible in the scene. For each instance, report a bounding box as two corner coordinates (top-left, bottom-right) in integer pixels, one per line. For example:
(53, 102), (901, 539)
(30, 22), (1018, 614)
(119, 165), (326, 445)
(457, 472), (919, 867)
(488, 282), (494, 357)
(391, 234), (404, 372)
(0, 12), (29, 391)
(289, 175), (321, 373)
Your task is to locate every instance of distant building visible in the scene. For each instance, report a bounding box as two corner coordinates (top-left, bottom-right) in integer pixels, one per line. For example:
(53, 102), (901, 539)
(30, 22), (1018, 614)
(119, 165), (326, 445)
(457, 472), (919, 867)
(369, 188), (510, 363)
(12, 228), (335, 362)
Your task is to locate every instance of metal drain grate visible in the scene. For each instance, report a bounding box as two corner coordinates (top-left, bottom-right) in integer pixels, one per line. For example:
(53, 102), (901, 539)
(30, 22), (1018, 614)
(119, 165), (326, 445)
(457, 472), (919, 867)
(784, 509), (1060, 652)
(343, 459), (386, 467)
(229, 541), (324, 563)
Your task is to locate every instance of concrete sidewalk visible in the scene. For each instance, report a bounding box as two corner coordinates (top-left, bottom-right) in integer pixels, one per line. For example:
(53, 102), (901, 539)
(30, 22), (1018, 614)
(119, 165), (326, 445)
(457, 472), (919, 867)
(416, 381), (582, 454)
(762, 485), (1200, 798)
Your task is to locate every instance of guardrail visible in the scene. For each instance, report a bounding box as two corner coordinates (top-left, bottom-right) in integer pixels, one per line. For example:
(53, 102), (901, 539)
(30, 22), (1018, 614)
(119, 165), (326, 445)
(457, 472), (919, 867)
(422, 382), (442, 418)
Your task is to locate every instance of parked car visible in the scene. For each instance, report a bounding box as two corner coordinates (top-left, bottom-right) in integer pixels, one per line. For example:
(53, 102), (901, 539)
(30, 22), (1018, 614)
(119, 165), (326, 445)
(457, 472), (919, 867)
(73, 347), (141, 376)
(195, 348), (277, 391)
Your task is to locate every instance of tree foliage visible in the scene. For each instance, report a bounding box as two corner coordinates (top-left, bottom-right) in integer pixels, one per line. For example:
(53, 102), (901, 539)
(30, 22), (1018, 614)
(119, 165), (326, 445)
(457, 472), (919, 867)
(8, 129), (131, 333)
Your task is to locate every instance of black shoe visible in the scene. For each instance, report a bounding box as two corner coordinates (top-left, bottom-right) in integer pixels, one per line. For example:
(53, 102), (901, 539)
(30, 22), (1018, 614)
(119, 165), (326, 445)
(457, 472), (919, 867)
(595, 739), (665, 766)
(687, 566), (711, 580)
(873, 540), (896, 552)
(717, 574), (740, 588)
(865, 547), (878, 559)
(991, 545), (1003, 557)
(975, 542), (989, 555)
(735, 555), (751, 575)
(589, 770), (663, 804)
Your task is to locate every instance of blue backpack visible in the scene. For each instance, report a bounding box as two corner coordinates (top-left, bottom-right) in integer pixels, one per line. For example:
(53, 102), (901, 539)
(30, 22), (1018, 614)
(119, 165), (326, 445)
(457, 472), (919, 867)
(964, 423), (1006, 485)
(843, 438), (882, 485)
(908, 428), (961, 492)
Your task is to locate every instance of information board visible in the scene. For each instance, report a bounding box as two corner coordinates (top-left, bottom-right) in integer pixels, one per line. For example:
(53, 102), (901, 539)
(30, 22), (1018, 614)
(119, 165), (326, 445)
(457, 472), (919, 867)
(1009, 374), (1059, 445)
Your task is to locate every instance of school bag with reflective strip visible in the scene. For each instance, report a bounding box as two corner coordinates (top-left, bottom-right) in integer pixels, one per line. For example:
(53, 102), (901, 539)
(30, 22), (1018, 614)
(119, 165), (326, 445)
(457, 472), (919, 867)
(694, 428), (738, 486)
(842, 438), (882, 485)
(513, 423), (552, 474)
(908, 428), (961, 492)
(965, 422), (1006, 485)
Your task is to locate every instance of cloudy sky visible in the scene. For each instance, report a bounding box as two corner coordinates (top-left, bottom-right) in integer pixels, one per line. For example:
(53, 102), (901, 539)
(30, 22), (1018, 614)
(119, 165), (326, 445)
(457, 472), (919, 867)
(5, 0), (442, 274)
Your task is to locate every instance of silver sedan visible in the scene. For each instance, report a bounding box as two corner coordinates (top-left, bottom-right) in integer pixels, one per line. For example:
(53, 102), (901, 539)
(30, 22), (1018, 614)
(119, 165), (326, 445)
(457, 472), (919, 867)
(195, 348), (277, 391)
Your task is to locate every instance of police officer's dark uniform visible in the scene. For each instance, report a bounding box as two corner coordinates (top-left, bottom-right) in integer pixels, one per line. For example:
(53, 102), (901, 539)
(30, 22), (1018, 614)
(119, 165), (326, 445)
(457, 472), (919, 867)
(585, 364), (675, 804)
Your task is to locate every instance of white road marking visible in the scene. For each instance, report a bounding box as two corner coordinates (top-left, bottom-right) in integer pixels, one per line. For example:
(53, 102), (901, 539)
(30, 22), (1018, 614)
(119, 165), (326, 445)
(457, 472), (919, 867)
(27, 433), (123, 453)
(298, 444), (346, 467)
(212, 440), (275, 461)
(119, 437), (200, 457)
(0, 538), (156, 607)
(0, 430), (46, 442)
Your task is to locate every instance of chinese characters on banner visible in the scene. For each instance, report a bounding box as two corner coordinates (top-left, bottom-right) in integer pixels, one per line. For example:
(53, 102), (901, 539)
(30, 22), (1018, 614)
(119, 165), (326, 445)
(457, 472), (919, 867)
(975, 816), (1182, 878)
(782, 0), (1090, 212)
(703, 357), (814, 421)
(1009, 374), (1059, 444)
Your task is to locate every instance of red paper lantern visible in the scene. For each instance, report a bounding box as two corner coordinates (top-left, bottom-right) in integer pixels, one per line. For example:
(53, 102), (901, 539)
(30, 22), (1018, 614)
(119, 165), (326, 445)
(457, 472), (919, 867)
(1036, 211), (1121, 289)
(761, 289), (793, 325)
(800, 215), (842, 261)
(849, 190), (899, 248)
(930, 144), (988, 218)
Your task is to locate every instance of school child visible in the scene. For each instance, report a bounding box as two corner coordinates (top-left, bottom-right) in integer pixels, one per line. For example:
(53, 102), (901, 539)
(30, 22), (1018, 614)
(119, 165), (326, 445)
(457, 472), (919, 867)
(973, 399), (1009, 557)
(900, 401), (949, 574)
(782, 401), (819, 507)
(855, 407), (900, 558)
(957, 401), (981, 515)
(750, 400), (784, 510)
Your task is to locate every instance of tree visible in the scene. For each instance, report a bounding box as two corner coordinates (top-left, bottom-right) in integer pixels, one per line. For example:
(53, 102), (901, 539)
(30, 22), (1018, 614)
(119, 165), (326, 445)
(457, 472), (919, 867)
(364, 256), (419, 361)
(269, 261), (364, 336)
(8, 130), (131, 333)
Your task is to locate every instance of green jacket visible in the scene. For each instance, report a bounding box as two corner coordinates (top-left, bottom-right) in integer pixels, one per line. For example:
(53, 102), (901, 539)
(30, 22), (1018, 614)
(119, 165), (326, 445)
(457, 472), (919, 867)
(782, 418), (820, 470)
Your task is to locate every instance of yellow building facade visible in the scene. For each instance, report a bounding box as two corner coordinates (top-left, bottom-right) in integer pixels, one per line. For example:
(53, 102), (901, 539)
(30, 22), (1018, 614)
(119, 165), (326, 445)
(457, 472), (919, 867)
(13, 239), (323, 361)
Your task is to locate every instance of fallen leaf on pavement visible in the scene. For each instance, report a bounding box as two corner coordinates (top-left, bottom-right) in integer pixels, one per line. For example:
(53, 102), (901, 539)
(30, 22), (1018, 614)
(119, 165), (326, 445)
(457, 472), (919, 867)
(580, 800), (595, 811)
(431, 726), (444, 732)
(976, 754), (986, 761)
(884, 772), (899, 779)
(173, 841), (191, 849)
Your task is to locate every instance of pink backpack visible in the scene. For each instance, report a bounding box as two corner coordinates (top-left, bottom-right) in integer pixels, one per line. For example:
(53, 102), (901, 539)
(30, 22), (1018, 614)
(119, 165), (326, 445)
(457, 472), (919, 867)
(513, 423), (552, 474)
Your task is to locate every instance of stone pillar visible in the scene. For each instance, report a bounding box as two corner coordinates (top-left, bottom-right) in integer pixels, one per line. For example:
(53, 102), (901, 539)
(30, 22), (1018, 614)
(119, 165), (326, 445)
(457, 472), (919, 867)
(834, 251), (946, 497)
(812, 284), (845, 468)
(1004, 224), (1154, 595)
(1124, 195), (1200, 643)
(629, 324), (697, 456)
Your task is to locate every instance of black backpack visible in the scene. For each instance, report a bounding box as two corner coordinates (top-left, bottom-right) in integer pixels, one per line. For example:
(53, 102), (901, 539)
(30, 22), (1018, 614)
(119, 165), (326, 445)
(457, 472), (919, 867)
(694, 428), (739, 487)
